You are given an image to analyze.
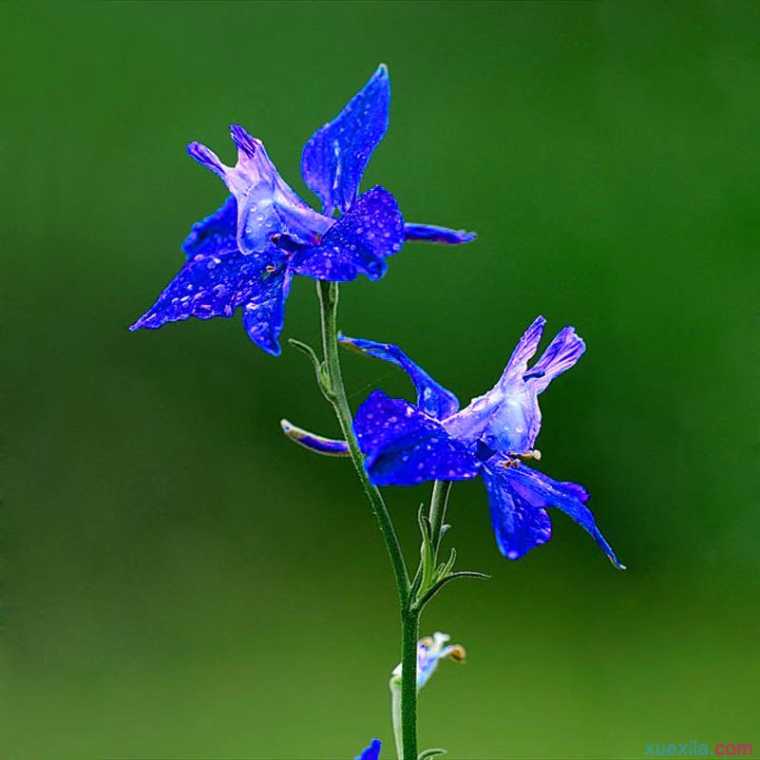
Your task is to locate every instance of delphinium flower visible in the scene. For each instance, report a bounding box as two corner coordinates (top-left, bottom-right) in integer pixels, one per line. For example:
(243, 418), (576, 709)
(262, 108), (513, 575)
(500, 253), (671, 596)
(388, 632), (465, 760)
(352, 634), (464, 760)
(130, 65), (474, 355)
(390, 632), (466, 690)
(291, 317), (624, 567)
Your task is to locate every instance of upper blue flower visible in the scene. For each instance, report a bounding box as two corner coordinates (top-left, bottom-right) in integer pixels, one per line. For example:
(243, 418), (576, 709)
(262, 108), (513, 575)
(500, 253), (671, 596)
(130, 65), (475, 355)
(342, 317), (624, 568)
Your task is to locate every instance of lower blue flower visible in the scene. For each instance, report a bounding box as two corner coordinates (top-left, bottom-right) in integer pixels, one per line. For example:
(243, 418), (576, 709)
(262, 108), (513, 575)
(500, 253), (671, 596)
(341, 320), (625, 568)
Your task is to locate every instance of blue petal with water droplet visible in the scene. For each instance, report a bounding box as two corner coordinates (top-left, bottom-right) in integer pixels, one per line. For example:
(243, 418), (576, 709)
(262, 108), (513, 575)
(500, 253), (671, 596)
(482, 463), (553, 560)
(130, 246), (289, 356)
(301, 64), (390, 215)
(290, 187), (404, 281)
(242, 265), (291, 356)
(182, 195), (238, 260)
(354, 391), (480, 486)
(498, 463), (624, 569)
(339, 334), (459, 419)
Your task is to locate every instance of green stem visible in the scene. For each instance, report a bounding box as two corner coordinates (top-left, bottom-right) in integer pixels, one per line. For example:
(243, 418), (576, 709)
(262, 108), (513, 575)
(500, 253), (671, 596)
(315, 280), (417, 758)
(316, 280), (409, 601)
(400, 609), (419, 759)
(390, 677), (403, 760)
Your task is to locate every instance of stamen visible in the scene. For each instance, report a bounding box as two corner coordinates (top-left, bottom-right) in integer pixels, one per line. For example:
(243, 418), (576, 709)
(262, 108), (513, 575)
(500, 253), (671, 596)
(499, 450), (541, 469)
(447, 644), (467, 663)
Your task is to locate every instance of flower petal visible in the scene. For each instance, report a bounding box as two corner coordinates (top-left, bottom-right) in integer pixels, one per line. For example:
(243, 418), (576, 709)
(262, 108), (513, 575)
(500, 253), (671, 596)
(289, 187), (404, 282)
(524, 325), (586, 391)
(182, 195), (239, 259)
(356, 739), (382, 760)
(242, 265), (290, 356)
(339, 335), (459, 419)
(482, 464), (553, 560)
(354, 391), (480, 486)
(130, 246), (287, 350)
(499, 315), (546, 384)
(188, 126), (331, 255)
(280, 419), (350, 456)
(302, 64), (390, 215)
(404, 223), (476, 245)
(445, 317), (584, 456)
(504, 464), (625, 569)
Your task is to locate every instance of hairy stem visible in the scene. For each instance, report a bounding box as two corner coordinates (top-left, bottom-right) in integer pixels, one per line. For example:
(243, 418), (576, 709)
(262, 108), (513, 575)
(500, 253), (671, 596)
(316, 281), (416, 758)
(400, 608), (419, 759)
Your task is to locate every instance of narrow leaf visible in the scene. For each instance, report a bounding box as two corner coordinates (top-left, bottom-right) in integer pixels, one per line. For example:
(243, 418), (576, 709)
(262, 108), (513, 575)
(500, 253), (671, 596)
(418, 749), (447, 760)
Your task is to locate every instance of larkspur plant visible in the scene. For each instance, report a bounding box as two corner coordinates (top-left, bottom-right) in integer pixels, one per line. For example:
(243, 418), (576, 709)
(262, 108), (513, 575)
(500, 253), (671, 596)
(131, 64), (624, 759)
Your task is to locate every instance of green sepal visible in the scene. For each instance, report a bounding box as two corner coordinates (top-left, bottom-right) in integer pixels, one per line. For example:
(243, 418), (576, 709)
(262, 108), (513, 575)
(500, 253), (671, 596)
(436, 547), (456, 582)
(416, 504), (436, 599)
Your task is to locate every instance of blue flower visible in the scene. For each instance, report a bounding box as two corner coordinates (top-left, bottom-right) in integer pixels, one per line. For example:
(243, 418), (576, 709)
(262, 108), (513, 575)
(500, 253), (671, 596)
(356, 738), (382, 760)
(390, 632), (466, 690)
(130, 65), (475, 355)
(342, 317), (624, 568)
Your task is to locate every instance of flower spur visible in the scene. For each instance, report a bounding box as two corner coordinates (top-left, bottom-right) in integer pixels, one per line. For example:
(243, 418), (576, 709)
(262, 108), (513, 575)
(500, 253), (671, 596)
(283, 317), (624, 568)
(130, 64), (475, 355)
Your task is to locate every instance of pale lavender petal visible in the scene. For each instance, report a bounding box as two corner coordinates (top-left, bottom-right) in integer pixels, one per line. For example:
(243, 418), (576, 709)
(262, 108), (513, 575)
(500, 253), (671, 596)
(445, 317), (583, 456)
(188, 126), (331, 255)
(525, 325), (586, 391)
(339, 334), (459, 419)
(499, 315), (546, 385)
(302, 64), (390, 215)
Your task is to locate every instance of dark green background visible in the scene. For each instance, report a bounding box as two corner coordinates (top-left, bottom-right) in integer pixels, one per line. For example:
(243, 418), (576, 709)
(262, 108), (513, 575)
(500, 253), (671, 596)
(3, 2), (758, 758)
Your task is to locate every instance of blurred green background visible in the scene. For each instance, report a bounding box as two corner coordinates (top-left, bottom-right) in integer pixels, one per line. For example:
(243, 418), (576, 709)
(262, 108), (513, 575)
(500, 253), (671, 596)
(3, 1), (759, 758)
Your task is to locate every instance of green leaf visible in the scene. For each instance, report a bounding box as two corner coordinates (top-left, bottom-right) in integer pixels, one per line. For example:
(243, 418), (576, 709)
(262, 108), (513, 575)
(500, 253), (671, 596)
(413, 569), (491, 612)
(288, 338), (321, 371)
(418, 749), (447, 760)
